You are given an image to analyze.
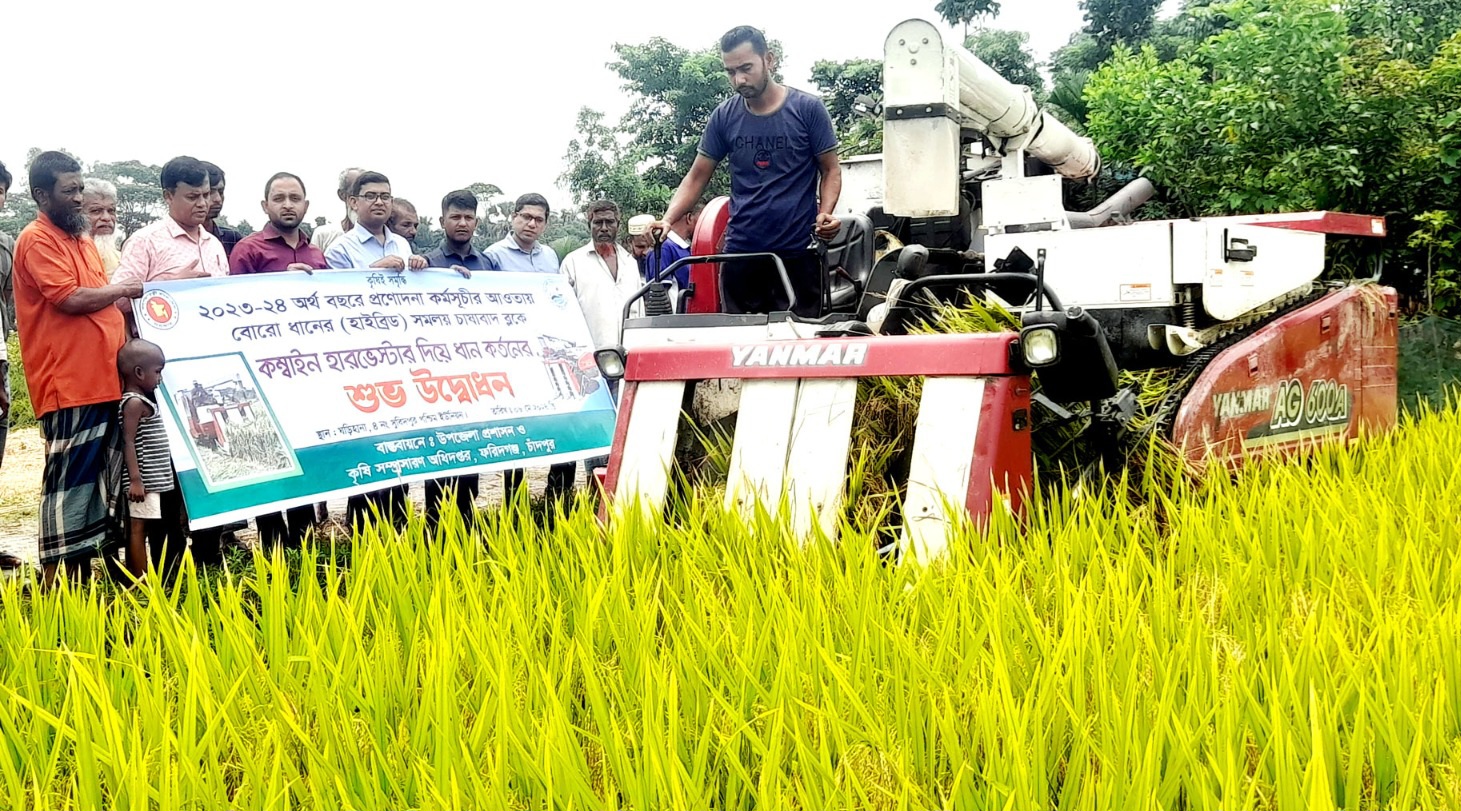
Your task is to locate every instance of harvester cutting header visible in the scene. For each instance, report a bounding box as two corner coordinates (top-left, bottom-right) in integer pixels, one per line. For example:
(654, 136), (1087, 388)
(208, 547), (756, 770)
(595, 19), (1398, 561)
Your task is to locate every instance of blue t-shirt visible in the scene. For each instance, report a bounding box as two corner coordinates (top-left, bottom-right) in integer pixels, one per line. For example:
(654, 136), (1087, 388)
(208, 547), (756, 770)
(698, 87), (838, 253)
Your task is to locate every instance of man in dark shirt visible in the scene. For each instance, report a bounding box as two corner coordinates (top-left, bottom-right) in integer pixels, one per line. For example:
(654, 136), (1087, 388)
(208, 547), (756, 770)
(230, 172), (328, 275)
(654, 25), (842, 317)
(424, 190), (487, 271)
(231, 171), (332, 542)
(423, 189), (484, 531)
(202, 162), (244, 257)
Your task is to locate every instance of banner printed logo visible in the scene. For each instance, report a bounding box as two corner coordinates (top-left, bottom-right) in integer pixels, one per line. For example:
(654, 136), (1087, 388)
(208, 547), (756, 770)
(141, 290), (180, 330)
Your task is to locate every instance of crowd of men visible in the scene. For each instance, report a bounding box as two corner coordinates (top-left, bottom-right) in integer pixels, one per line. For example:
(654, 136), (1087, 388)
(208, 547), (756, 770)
(0, 24), (844, 583)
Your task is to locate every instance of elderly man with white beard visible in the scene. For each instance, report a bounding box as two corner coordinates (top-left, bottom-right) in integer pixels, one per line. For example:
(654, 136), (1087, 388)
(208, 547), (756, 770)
(82, 178), (124, 275)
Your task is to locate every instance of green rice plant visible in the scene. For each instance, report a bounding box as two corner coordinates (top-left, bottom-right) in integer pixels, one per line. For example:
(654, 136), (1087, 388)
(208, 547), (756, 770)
(0, 403), (1460, 808)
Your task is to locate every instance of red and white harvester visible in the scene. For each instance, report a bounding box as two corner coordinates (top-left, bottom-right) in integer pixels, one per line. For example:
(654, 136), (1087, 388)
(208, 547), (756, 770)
(592, 19), (1397, 562)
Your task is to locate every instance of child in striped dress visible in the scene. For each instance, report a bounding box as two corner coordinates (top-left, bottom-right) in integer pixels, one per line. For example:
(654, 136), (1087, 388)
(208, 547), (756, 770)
(118, 339), (174, 580)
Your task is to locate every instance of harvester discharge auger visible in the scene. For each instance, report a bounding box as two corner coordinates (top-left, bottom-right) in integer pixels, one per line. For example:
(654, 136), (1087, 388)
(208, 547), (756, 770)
(593, 19), (1398, 556)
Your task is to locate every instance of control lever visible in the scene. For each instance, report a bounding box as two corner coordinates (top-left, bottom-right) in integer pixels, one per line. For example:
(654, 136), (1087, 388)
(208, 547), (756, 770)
(644, 224), (673, 316)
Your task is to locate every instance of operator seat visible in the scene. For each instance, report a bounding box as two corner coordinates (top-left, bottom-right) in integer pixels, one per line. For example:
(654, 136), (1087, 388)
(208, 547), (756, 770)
(823, 213), (874, 315)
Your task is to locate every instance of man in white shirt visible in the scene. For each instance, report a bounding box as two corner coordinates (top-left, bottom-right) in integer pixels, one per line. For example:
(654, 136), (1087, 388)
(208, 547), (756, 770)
(559, 200), (643, 490)
(562, 200), (644, 350)
(324, 171), (427, 270)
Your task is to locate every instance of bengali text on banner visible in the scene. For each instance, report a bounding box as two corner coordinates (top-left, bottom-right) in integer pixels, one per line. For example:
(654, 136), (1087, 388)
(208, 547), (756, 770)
(133, 268), (617, 529)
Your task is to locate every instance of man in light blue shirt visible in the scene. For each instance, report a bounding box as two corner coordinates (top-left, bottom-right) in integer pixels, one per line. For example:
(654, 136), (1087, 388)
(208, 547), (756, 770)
(483, 192), (560, 273)
(322, 170), (421, 528)
(324, 170), (427, 271)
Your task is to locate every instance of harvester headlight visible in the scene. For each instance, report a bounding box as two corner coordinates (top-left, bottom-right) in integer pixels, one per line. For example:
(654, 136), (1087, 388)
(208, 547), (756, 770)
(594, 346), (627, 380)
(1020, 326), (1061, 367)
(1018, 306), (1120, 404)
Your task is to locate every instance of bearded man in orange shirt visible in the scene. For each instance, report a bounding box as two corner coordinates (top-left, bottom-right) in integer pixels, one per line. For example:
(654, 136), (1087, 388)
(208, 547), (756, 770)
(13, 151), (141, 583)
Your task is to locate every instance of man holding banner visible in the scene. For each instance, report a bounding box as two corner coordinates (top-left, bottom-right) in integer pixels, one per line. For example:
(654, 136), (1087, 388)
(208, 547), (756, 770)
(324, 171), (426, 273)
(13, 151), (139, 582)
(228, 171), (330, 545)
(129, 257), (618, 537)
(325, 170), (425, 528)
(423, 190), (487, 530)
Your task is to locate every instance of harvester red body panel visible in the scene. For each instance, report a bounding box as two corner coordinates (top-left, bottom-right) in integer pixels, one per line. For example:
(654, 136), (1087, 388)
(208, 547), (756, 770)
(601, 333), (1033, 561)
(1170, 286), (1399, 466)
(685, 197), (731, 314)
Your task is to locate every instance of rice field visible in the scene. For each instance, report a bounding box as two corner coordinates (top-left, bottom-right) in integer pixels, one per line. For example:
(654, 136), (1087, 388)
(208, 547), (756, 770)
(2, 402), (1460, 809)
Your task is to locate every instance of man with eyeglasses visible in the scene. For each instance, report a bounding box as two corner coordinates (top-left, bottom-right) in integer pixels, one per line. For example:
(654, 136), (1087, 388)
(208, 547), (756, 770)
(324, 170), (423, 529)
(324, 171), (427, 272)
(482, 192), (573, 502)
(483, 192), (559, 273)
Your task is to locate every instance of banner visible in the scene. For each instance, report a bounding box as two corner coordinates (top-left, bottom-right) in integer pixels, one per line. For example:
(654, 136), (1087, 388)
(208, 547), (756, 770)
(133, 269), (617, 529)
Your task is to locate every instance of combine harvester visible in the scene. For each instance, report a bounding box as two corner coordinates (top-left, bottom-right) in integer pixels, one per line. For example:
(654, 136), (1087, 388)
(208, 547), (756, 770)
(593, 19), (1397, 562)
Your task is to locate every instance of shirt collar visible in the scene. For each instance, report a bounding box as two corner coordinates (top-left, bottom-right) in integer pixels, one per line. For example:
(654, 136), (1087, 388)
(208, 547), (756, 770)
(353, 226), (395, 246)
(165, 217), (214, 244)
(438, 242), (483, 262)
(260, 222), (306, 243)
(668, 231), (690, 249)
(499, 235), (540, 255)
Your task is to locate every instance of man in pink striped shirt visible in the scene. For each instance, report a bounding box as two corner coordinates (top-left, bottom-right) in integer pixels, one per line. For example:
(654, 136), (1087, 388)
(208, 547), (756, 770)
(112, 156), (229, 286)
(111, 155), (234, 565)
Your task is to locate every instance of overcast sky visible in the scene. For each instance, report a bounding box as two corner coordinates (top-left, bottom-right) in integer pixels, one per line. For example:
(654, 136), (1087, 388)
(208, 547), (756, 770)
(1, 0), (1093, 228)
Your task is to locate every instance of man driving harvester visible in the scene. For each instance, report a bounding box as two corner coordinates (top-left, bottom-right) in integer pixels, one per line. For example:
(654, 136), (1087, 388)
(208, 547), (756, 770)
(652, 25), (842, 318)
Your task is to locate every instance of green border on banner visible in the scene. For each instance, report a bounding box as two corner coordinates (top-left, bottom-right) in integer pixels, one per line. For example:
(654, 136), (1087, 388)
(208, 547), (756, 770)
(176, 409), (616, 523)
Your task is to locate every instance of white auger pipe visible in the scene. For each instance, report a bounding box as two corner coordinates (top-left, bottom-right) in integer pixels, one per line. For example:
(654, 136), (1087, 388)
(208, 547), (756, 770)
(883, 18), (1100, 217)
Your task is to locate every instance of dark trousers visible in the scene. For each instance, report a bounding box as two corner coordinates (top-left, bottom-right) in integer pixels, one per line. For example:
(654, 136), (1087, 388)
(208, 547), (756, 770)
(425, 475), (479, 532)
(721, 250), (823, 318)
(503, 464), (576, 504)
(255, 504), (318, 548)
(347, 485), (410, 530)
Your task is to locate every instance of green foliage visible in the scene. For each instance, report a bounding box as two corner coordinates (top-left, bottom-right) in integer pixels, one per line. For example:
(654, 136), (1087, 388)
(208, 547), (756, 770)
(809, 58), (881, 136)
(1084, 0), (1461, 312)
(810, 58), (884, 156)
(934, 0), (1000, 32)
(88, 159), (163, 238)
(0, 188), (38, 242)
(561, 39), (737, 217)
(1082, 0), (1165, 51)
(550, 235), (588, 261)
(964, 29), (1045, 93)
(411, 215), (444, 254)
(5, 333), (32, 429)
(1345, 0), (1461, 63)
(1409, 210), (1460, 313)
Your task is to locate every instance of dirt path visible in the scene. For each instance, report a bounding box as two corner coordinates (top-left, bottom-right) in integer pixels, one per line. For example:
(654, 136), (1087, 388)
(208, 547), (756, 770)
(0, 426), (574, 567)
(0, 428), (44, 564)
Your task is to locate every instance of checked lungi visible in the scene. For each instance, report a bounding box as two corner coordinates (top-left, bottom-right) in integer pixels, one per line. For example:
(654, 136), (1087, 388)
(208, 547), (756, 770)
(37, 402), (121, 565)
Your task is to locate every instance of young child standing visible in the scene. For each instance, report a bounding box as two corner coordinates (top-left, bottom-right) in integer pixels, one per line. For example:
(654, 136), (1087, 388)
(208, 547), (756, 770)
(117, 339), (174, 580)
